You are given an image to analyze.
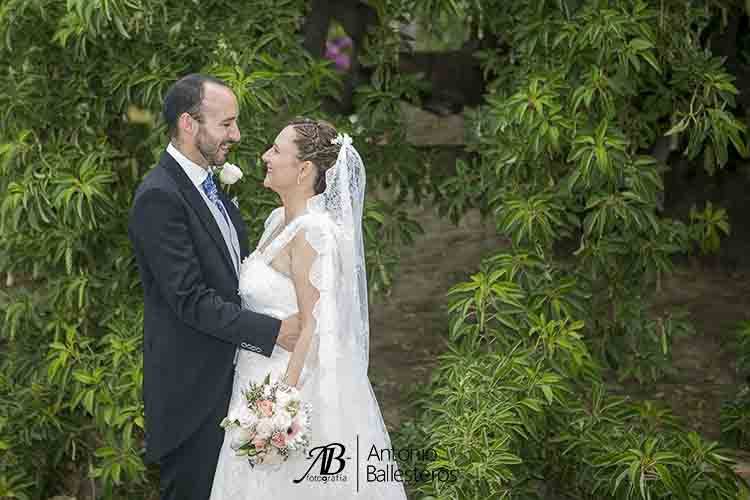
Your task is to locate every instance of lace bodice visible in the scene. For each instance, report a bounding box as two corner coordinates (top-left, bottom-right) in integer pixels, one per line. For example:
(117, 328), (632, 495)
(237, 207), (300, 320)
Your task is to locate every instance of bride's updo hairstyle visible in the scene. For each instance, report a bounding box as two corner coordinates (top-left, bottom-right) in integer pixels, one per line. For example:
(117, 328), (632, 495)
(288, 117), (340, 195)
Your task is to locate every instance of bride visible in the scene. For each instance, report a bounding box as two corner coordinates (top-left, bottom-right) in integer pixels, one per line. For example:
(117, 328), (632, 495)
(209, 118), (407, 499)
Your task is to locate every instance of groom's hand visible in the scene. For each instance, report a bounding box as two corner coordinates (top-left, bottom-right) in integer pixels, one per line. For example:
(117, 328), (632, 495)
(277, 314), (301, 351)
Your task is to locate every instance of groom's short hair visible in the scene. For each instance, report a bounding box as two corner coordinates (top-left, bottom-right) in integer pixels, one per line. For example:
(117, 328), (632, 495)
(163, 74), (230, 138)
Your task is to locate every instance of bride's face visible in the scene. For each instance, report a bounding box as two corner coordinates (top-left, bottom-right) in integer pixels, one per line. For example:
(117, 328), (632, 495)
(261, 126), (302, 193)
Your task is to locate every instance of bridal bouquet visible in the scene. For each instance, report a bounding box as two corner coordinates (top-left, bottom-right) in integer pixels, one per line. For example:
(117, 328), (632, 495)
(220, 373), (311, 469)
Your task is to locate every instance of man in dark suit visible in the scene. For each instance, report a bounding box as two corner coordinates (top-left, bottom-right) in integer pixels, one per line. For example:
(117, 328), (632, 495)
(128, 74), (300, 500)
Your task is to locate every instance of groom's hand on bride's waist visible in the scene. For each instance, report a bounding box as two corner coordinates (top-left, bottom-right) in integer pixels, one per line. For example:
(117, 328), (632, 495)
(276, 314), (301, 351)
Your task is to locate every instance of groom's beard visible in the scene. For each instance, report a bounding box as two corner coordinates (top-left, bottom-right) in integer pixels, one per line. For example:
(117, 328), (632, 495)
(196, 132), (233, 166)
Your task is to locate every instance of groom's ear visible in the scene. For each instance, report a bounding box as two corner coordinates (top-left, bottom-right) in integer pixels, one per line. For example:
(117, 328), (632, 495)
(176, 112), (188, 138)
(177, 112), (197, 138)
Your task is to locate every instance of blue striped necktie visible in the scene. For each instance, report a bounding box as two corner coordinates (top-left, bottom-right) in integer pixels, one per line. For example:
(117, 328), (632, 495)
(201, 173), (230, 224)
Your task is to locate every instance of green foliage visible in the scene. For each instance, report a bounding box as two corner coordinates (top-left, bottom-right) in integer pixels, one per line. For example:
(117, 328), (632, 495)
(553, 389), (740, 500)
(432, 0), (746, 382)
(403, 246), (743, 498)
(591, 298), (695, 384)
(403, 240), (738, 496)
(721, 385), (750, 450)
(688, 201), (731, 255)
(720, 321), (750, 450)
(364, 200), (424, 295)
(738, 320), (750, 377)
(396, 0), (748, 498)
(415, 344), (558, 499)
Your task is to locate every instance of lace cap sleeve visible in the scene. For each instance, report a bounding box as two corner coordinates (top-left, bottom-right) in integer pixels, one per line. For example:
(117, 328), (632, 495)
(254, 207), (284, 253)
(264, 206), (284, 229)
(295, 213), (339, 291)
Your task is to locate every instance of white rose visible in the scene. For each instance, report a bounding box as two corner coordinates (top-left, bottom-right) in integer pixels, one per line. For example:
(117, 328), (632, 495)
(272, 410), (292, 431)
(219, 162), (243, 185)
(225, 405), (243, 424)
(255, 417), (274, 439)
(237, 404), (258, 428)
(275, 389), (294, 408)
(262, 385), (273, 399)
(230, 426), (254, 451)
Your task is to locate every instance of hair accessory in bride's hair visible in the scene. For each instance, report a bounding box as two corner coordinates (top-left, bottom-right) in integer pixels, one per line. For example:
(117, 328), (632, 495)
(332, 133), (352, 148)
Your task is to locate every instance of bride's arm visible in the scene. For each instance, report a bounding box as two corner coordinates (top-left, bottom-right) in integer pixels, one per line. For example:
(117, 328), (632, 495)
(283, 230), (320, 387)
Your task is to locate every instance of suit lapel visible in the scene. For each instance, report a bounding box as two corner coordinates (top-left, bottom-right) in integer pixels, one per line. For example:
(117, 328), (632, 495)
(160, 152), (237, 276)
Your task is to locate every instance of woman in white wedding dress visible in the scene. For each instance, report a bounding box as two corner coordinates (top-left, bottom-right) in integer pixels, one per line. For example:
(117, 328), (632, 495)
(209, 118), (407, 499)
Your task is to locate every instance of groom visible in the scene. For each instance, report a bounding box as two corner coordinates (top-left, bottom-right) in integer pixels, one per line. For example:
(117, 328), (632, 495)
(128, 74), (300, 500)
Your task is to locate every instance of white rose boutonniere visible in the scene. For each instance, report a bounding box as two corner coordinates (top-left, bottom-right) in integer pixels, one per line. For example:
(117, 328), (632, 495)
(218, 162), (243, 193)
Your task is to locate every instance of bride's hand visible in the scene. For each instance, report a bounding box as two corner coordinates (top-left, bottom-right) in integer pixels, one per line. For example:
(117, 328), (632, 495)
(277, 314), (301, 351)
(280, 374), (299, 390)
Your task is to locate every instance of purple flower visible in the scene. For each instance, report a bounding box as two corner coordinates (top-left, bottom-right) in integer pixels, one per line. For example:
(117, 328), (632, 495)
(325, 37), (353, 71)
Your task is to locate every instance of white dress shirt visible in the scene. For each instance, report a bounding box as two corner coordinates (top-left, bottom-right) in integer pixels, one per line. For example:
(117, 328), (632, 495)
(166, 142), (242, 275)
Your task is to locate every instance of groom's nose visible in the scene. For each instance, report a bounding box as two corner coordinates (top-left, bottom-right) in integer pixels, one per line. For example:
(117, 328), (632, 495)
(228, 122), (241, 143)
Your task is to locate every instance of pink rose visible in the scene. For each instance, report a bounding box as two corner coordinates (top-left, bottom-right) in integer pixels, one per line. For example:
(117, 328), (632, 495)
(270, 432), (286, 449)
(252, 436), (267, 450)
(256, 399), (273, 417)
